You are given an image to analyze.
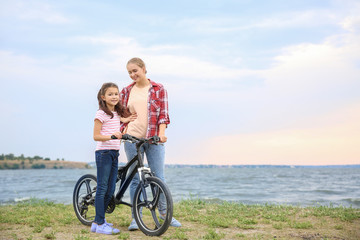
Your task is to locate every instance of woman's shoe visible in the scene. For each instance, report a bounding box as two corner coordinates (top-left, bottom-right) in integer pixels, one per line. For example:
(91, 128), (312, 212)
(159, 215), (182, 227)
(128, 219), (139, 231)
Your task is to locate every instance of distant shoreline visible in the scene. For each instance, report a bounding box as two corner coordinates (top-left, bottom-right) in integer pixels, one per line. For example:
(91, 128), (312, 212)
(3, 159), (359, 170)
(0, 159), (90, 170)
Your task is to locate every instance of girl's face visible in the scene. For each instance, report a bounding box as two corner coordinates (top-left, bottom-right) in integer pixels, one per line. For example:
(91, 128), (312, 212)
(127, 63), (146, 83)
(101, 87), (119, 110)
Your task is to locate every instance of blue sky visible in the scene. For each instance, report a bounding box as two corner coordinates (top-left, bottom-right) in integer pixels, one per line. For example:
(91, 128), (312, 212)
(1, 0), (359, 165)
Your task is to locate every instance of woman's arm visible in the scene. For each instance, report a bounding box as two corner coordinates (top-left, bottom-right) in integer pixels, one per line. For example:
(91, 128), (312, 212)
(158, 123), (167, 143)
(157, 86), (169, 143)
(93, 119), (122, 141)
(158, 88), (170, 125)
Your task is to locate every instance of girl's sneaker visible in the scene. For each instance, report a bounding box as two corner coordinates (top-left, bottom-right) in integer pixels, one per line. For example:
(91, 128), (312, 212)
(91, 222), (97, 232)
(91, 219), (113, 232)
(96, 223), (120, 235)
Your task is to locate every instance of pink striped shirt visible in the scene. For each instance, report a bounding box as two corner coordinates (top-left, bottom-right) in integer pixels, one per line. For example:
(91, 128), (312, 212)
(95, 110), (121, 150)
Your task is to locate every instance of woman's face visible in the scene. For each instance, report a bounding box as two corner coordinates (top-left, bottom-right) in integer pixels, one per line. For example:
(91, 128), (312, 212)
(127, 63), (146, 83)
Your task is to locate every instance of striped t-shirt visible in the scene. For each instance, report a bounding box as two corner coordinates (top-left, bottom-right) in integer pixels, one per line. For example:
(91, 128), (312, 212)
(95, 110), (121, 150)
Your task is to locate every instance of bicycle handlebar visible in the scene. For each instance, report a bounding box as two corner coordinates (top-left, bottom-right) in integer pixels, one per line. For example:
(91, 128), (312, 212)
(111, 133), (160, 144)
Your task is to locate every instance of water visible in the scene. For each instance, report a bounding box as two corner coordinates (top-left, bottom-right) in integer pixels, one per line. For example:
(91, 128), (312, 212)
(1, 167), (359, 208)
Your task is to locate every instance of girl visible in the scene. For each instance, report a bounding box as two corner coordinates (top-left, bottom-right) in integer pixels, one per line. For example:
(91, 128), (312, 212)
(92, 82), (131, 235)
(120, 57), (181, 231)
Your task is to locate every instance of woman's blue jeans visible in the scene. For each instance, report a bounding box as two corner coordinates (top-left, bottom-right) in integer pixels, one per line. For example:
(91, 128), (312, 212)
(124, 141), (167, 216)
(94, 150), (119, 225)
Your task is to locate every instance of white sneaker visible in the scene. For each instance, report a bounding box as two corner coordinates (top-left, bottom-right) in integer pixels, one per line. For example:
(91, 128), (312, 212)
(96, 223), (120, 235)
(128, 219), (139, 231)
(91, 219), (113, 232)
(91, 222), (97, 232)
(160, 215), (182, 227)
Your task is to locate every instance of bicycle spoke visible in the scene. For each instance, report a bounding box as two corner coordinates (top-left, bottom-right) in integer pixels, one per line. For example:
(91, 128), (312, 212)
(137, 201), (147, 208)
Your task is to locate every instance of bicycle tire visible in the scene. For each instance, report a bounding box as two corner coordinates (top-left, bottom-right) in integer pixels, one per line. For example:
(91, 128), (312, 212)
(133, 176), (173, 236)
(73, 174), (97, 226)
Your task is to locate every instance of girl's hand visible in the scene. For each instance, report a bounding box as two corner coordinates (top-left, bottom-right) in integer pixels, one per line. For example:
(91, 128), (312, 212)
(121, 112), (138, 123)
(112, 131), (122, 140)
(159, 134), (167, 143)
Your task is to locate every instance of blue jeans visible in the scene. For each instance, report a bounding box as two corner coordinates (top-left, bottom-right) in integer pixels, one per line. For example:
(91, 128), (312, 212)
(124, 141), (167, 216)
(94, 150), (119, 225)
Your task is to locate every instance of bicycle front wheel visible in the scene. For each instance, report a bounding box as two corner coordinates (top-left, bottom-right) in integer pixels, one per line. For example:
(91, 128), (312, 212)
(133, 176), (173, 236)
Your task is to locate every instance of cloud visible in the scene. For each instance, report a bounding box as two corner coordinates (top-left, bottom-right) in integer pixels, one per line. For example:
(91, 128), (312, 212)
(0, 0), (70, 24)
(0, 51), (86, 86)
(177, 9), (341, 34)
(165, 23), (360, 165)
(251, 24), (360, 110)
(341, 15), (360, 33)
(262, 37), (360, 90)
(68, 34), (257, 84)
(71, 36), (134, 46)
(177, 103), (360, 166)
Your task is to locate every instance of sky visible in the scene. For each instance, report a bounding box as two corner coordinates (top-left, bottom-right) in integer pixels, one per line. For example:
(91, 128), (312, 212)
(0, 0), (359, 165)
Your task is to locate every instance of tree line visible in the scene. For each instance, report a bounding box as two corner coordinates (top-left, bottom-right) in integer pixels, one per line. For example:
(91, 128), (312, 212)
(0, 153), (65, 161)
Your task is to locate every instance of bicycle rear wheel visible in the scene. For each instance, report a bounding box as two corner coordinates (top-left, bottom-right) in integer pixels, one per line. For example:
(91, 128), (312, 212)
(73, 174), (97, 226)
(133, 176), (173, 236)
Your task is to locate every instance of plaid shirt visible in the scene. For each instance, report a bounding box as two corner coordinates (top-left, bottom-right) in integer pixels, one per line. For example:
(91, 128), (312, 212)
(120, 79), (170, 138)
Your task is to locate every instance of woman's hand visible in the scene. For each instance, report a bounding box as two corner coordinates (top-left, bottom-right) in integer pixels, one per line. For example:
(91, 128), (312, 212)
(121, 112), (138, 123)
(158, 123), (167, 143)
(159, 134), (167, 143)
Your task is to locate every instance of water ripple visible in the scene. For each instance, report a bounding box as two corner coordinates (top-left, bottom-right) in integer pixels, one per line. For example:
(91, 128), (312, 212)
(0, 168), (359, 208)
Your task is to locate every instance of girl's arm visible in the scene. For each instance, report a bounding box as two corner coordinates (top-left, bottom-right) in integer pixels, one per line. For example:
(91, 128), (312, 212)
(94, 119), (122, 141)
(120, 112), (138, 123)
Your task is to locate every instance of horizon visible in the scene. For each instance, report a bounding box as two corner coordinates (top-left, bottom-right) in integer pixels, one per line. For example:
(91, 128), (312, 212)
(2, 153), (358, 167)
(1, 0), (359, 165)
(2, 152), (359, 167)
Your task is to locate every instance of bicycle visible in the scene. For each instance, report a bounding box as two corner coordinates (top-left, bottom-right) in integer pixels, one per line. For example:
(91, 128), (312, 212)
(73, 134), (173, 236)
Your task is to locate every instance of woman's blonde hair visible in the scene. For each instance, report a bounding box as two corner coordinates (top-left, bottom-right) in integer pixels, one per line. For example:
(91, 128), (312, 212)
(127, 57), (147, 73)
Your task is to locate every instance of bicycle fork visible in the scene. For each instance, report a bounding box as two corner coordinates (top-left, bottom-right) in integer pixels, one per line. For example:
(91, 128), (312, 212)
(138, 167), (150, 204)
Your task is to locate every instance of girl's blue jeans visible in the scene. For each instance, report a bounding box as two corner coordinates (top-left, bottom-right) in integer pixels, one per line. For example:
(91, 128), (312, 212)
(94, 150), (119, 225)
(124, 141), (167, 216)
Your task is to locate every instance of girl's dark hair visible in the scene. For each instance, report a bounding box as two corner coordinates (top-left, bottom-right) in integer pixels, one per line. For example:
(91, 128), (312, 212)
(97, 82), (130, 118)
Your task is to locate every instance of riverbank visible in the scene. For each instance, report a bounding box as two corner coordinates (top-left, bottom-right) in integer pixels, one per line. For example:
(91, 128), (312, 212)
(0, 159), (90, 170)
(0, 198), (359, 240)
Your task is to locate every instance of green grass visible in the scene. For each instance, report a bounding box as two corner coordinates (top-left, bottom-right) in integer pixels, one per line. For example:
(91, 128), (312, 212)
(0, 198), (359, 239)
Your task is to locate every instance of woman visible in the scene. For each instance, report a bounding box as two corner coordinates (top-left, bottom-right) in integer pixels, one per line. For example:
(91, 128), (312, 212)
(120, 57), (181, 231)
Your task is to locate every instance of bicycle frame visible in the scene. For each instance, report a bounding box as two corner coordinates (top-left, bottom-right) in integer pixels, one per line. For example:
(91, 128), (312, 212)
(114, 140), (153, 207)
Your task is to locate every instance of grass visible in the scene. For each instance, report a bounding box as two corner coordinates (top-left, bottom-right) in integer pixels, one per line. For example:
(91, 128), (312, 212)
(0, 198), (359, 239)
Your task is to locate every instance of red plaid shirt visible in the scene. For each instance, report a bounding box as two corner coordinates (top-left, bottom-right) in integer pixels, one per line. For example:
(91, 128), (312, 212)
(120, 79), (170, 138)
